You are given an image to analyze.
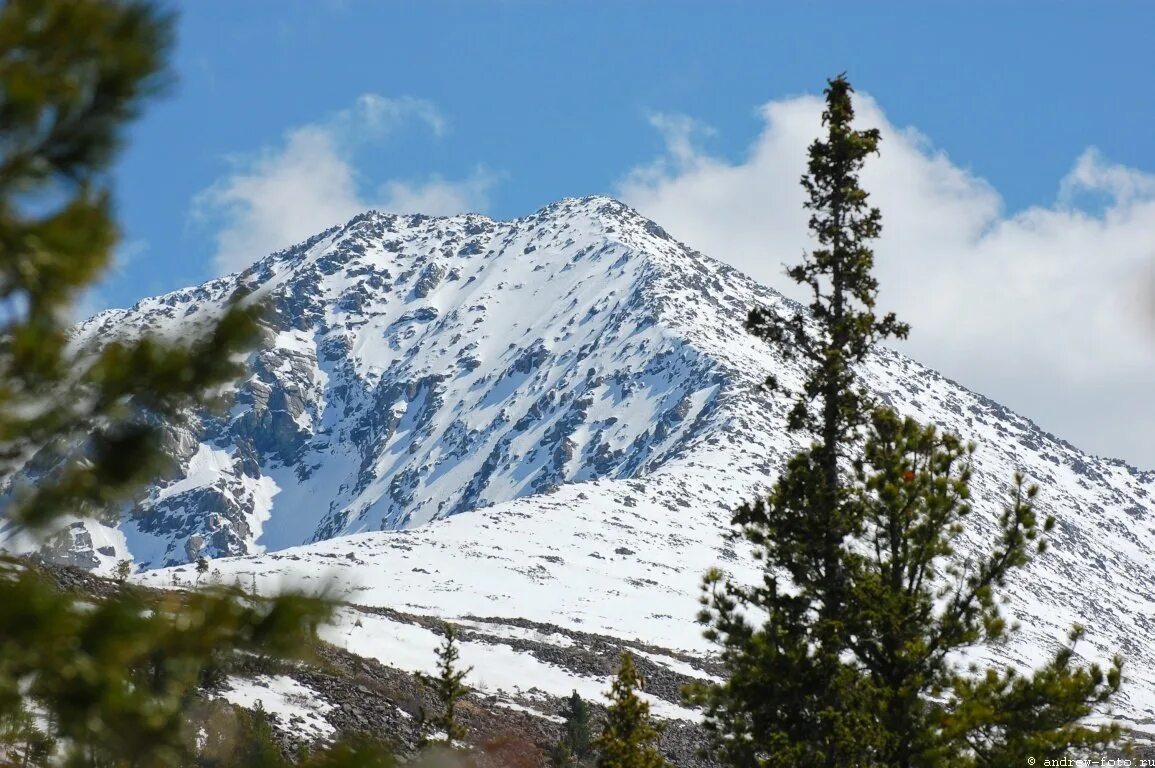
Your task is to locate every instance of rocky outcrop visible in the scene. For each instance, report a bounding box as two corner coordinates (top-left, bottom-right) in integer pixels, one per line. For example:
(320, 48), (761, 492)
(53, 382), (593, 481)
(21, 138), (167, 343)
(4, 200), (1153, 744)
(35, 198), (775, 569)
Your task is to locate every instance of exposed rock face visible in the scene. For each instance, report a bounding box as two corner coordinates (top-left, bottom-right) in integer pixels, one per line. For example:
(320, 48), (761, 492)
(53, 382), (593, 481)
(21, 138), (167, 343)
(8, 195), (1155, 738)
(39, 522), (103, 570)
(5, 196), (1152, 574)
(19, 199), (763, 567)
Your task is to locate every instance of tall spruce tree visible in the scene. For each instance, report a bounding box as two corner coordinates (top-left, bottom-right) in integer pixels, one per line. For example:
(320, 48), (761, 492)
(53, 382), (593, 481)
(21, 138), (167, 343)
(689, 72), (907, 768)
(690, 74), (1125, 767)
(595, 653), (667, 768)
(0, 2), (395, 765)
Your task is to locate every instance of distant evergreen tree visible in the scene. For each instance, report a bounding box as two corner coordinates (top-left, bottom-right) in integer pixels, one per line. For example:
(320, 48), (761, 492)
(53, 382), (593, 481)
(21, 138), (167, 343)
(689, 74), (1126, 767)
(0, 2), (395, 765)
(550, 738), (577, 768)
(559, 689), (594, 762)
(114, 558), (133, 584)
(419, 623), (473, 749)
(240, 701), (289, 767)
(595, 653), (666, 768)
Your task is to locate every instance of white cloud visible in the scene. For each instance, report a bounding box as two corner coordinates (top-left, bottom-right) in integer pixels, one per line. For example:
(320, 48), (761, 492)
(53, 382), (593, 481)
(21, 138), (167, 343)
(334, 94), (447, 141)
(618, 94), (1155, 469)
(377, 171), (500, 216)
(1059, 147), (1155, 208)
(193, 95), (493, 274)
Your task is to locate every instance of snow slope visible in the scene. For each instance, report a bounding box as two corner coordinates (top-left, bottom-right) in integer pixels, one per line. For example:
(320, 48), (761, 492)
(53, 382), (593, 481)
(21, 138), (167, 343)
(66, 197), (776, 568)
(8, 195), (1155, 732)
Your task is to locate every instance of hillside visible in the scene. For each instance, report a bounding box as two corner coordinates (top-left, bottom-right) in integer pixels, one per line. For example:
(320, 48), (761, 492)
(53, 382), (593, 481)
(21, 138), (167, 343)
(5, 195), (1155, 741)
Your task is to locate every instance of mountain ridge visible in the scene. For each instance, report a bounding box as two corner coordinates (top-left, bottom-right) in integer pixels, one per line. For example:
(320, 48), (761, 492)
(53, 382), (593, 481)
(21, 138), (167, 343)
(5, 195), (1155, 733)
(9, 195), (1152, 570)
(77, 195), (1155, 478)
(60, 196), (793, 567)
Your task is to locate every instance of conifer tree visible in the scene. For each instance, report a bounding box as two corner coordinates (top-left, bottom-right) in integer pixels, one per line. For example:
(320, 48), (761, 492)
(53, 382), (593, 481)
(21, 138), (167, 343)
(419, 623), (473, 749)
(691, 74), (1125, 767)
(559, 690), (594, 762)
(689, 72), (907, 768)
(0, 2), (395, 765)
(551, 738), (577, 768)
(595, 653), (666, 768)
(235, 700), (287, 768)
(114, 558), (133, 584)
(0, 701), (52, 767)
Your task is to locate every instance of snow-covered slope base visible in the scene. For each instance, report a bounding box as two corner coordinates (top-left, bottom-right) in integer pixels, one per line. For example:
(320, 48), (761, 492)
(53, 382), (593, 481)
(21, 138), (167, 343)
(12, 196), (1155, 734)
(137, 452), (1155, 738)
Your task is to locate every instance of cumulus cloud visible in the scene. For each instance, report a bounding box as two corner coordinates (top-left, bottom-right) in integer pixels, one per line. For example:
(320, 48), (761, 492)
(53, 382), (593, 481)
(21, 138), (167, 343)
(194, 95), (493, 274)
(377, 172), (501, 218)
(618, 94), (1155, 468)
(333, 94), (447, 141)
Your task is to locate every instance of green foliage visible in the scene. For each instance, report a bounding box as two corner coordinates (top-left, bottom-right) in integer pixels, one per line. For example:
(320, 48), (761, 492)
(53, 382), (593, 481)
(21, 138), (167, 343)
(941, 626), (1122, 765)
(595, 653), (666, 768)
(746, 75), (908, 449)
(696, 72), (910, 767)
(418, 623), (472, 749)
(841, 410), (1123, 765)
(558, 689), (594, 762)
(692, 74), (1126, 767)
(189, 699), (252, 768)
(0, 698), (53, 766)
(0, 560), (336, 765)
(229, 700), (285, 768)
(114, 557), (132, 584)
(551, 738), (577, 768)
(0, 0), (262, 532)
(0, 2), (397, 765)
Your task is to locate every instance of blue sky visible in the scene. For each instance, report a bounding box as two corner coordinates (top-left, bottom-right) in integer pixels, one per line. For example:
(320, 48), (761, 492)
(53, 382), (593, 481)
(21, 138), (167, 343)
(107, 1), (1155, 467)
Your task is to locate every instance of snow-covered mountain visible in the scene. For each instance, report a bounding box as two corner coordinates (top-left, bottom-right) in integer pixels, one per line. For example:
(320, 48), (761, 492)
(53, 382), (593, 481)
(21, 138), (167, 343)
(7, 196), (1155, 735)
(57, 196), (795, 568)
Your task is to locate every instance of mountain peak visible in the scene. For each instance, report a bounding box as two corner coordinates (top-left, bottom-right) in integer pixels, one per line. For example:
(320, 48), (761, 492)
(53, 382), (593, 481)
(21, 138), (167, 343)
(57, 197), (771, 567)
(15, 197), (1155, 737)
(25, 200), (1155, 649)
(529, 194), (644, 224)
